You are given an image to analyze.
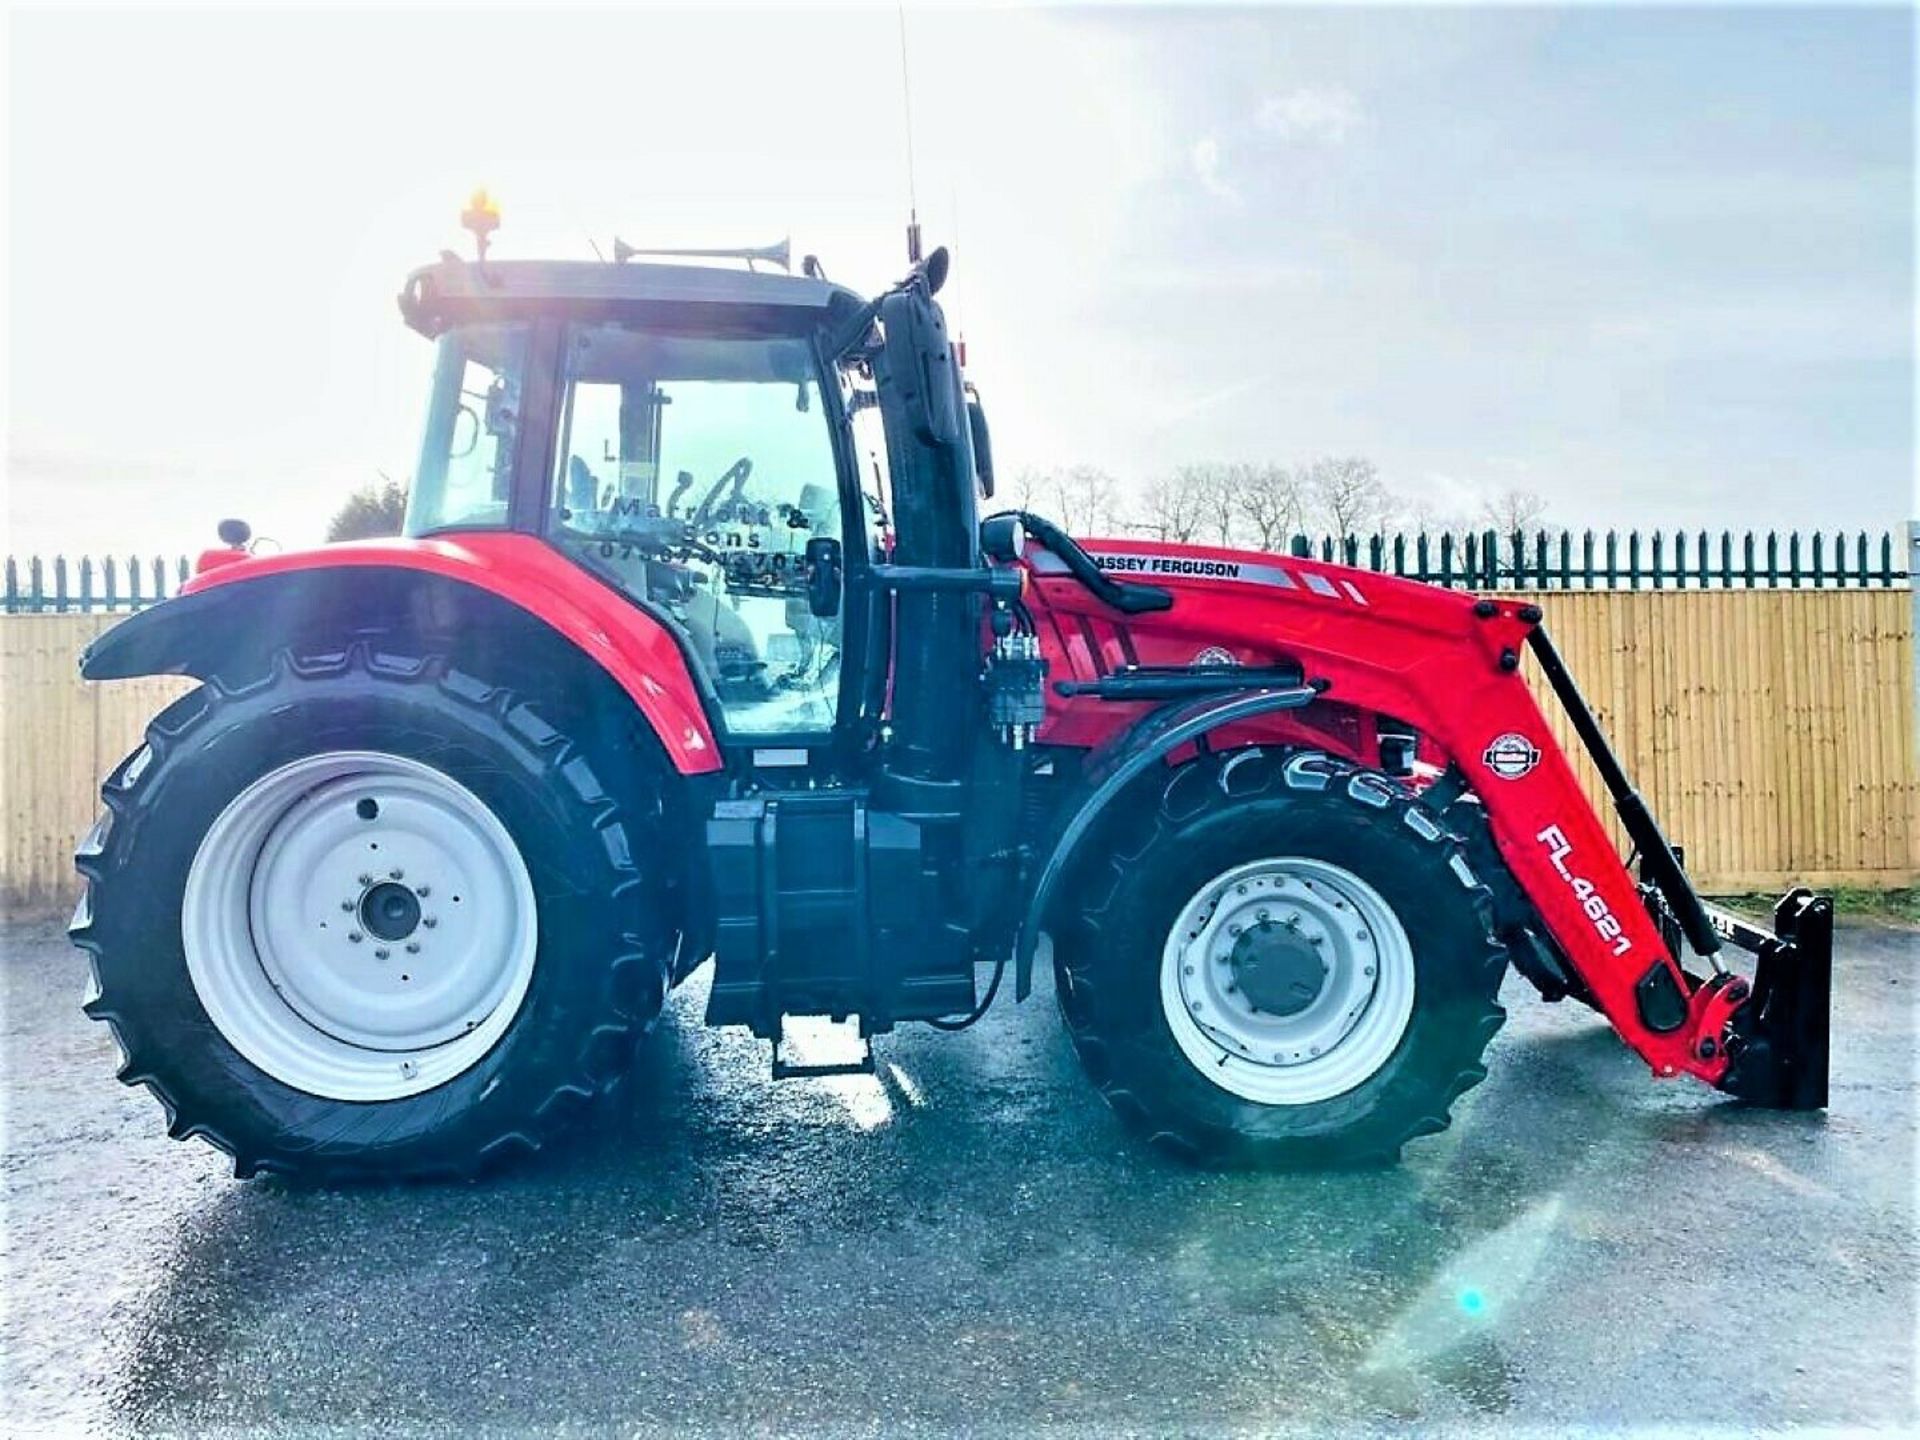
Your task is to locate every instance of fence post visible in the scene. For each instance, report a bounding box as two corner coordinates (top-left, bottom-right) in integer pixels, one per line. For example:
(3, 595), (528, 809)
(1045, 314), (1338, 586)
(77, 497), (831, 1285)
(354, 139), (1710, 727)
(1765, 533), (1779, 588)
(3, 556), (16, 614)
(1289, 533), (1309, 558)
(1810, 532), (1825, 589)
(1697, 529), (1709, 589)
(127, 556), (142, 608)
(1910, 524), (1919, 721)
(1788, 531), (1802, 590)
(79, 556), (94, 610)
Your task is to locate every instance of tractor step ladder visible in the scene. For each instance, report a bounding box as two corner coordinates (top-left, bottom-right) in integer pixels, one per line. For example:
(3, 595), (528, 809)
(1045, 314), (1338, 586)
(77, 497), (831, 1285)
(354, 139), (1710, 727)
(769, 1015), (875, 1079)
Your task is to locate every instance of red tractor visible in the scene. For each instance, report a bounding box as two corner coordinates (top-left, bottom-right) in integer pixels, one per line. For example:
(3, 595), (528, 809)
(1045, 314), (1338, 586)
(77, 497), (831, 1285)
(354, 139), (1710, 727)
(71, 218), (1831, 1180)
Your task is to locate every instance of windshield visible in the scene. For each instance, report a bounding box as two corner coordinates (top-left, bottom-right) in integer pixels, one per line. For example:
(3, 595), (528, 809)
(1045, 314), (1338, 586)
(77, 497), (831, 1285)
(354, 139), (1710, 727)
(405, 323), (532, 535)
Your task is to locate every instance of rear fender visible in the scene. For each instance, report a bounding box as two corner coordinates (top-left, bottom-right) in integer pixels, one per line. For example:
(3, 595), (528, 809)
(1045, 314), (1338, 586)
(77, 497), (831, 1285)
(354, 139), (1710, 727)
(82, 534), (722, 775)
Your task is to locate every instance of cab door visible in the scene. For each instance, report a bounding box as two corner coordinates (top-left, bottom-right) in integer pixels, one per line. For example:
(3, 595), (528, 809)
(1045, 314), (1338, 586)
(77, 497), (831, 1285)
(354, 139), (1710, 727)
(543, 322), (862, 744)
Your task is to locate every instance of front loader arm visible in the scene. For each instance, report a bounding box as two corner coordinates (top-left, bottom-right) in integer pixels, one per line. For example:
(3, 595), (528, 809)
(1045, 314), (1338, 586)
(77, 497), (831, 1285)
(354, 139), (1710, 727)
(1021, 544), (1829, 1107)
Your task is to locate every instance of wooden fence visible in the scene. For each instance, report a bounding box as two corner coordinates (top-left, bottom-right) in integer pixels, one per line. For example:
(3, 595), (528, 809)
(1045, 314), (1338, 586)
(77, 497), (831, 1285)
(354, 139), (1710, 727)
(2, 592), (1914, 915)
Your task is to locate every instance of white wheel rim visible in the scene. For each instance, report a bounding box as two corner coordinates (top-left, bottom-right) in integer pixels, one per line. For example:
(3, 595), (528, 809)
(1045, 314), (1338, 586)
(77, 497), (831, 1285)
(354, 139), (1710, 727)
(182, 751), (538, 1102)
(1160, 857), (1415, 1105)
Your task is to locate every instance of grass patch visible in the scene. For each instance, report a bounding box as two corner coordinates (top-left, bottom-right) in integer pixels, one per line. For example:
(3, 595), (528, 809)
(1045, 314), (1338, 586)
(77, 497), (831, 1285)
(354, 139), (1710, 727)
(1710, 887), (1920, 928)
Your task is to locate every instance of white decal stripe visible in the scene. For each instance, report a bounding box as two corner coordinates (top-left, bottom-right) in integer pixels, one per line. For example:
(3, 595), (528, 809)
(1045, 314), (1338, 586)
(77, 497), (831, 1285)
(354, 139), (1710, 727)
(1024, 546), (1375, 599)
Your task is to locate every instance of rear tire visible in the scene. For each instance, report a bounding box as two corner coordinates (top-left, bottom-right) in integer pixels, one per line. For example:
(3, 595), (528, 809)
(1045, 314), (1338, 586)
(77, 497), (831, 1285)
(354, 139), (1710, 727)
(1056, 748), (1509, 1167)
(71, 644), (675, 1181)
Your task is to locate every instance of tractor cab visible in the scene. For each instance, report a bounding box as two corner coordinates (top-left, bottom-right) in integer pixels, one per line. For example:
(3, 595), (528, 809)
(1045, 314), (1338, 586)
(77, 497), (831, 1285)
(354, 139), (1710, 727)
(398, 251), (925, 744)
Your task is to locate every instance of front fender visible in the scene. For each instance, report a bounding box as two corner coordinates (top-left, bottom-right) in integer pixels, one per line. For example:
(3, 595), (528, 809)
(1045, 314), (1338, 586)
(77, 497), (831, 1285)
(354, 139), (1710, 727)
(1015, 683), (1322, 999)
(83, 534), (723, 774)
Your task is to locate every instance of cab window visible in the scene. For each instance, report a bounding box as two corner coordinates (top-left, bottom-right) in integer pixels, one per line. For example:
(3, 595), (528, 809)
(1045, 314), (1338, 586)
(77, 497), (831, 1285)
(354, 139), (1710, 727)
(406, 323), (530, 535)
(546, 324), (844, 736)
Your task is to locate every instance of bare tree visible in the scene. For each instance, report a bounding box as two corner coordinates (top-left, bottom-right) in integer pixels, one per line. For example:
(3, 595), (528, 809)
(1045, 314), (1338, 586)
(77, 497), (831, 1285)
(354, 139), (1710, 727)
(1192, 464), (1244, 547)
(1403, 495), (1472, 538)
(1138, 471), (1209, 542)
(1304, 456), (1388, 537)
(1238, 464), (1305, 551)
(327, 476), (409, 542)
(1479, 486), (1550, 536)
(1005, 468), (1048, 514)
(1047, 465), (1125, 536)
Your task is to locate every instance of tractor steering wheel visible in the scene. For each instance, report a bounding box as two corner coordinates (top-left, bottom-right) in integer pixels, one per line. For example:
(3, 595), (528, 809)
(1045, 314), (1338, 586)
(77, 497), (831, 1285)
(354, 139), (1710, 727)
(689, 457), (754, 530)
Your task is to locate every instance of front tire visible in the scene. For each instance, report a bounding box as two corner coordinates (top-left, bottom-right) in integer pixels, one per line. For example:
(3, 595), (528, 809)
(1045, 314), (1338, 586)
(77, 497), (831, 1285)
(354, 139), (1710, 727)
(1056, 748), (1509, 1167)
(71, 645), (674, 1180)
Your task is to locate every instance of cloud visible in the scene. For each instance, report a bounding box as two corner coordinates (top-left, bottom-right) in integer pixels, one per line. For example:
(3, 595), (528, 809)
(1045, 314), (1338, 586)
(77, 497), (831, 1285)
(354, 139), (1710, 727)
(1256, 86), (1365, 145)
(1190, 135), (1239, 203)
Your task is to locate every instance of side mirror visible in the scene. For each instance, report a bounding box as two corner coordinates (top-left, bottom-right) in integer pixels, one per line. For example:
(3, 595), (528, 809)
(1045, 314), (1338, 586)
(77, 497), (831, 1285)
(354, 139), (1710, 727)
(966, 391), (994, 498)
(805, 536), (843, 618)
(878, 286), (964, 449)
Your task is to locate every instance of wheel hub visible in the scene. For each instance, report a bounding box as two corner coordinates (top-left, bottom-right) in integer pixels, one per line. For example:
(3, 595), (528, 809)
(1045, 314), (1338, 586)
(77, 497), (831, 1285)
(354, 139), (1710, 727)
(1229, 921), (1327, 1017)
(1159, 857), (1417, 1106)
(358, 881), (422, 942)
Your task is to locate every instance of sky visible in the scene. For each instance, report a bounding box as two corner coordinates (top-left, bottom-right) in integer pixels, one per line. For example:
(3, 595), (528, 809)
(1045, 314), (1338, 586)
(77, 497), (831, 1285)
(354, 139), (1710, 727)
(5, 2), (1914, 559)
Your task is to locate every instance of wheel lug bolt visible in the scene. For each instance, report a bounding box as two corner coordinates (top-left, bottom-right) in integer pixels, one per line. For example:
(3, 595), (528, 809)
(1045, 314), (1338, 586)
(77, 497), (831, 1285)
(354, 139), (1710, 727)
(389, 868), (404, 880)
(1257, 909), (1270, 921)
(1228, 923), (1242, 936)
(416, 885), (430, 898)
(358, 874), (373, 886)
(406, 942), (421, 954)
(400, 1060), (418, 1079)
(340, 900), (354, 912)
(423, 917), (437, 929)
(1364, 966), (1375, 977)
(374, 947), (390, 960)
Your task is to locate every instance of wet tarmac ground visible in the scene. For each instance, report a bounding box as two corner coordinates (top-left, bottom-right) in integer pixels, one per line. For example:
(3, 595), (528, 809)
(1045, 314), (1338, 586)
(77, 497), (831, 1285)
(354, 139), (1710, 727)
(3, 916), (1914, 1437)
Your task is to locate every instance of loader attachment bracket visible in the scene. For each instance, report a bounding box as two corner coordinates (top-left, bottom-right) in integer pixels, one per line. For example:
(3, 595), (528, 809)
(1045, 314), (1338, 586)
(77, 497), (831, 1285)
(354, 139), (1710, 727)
(1704, 890), (1833, 1111)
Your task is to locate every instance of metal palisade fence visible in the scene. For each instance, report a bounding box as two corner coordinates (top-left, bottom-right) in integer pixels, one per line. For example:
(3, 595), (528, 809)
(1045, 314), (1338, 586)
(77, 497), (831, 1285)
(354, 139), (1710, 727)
(5, 554), (195, 613)
(1297, 527), (1908, 590)
(2, 527), (1911, 612)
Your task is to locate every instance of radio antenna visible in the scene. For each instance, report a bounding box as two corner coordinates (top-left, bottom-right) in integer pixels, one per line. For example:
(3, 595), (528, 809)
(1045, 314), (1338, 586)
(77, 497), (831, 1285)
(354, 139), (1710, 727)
(897, 1), (922, 263)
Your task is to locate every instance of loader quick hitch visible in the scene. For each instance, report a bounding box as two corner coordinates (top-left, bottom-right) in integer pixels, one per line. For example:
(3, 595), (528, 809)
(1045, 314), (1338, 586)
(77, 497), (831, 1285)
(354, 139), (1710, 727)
(1700, 890), (1834, 1111)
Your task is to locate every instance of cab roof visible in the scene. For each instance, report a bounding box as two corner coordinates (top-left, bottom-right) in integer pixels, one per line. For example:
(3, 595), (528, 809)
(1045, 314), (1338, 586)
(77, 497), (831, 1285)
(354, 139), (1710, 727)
(399, 256), (869, 337)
